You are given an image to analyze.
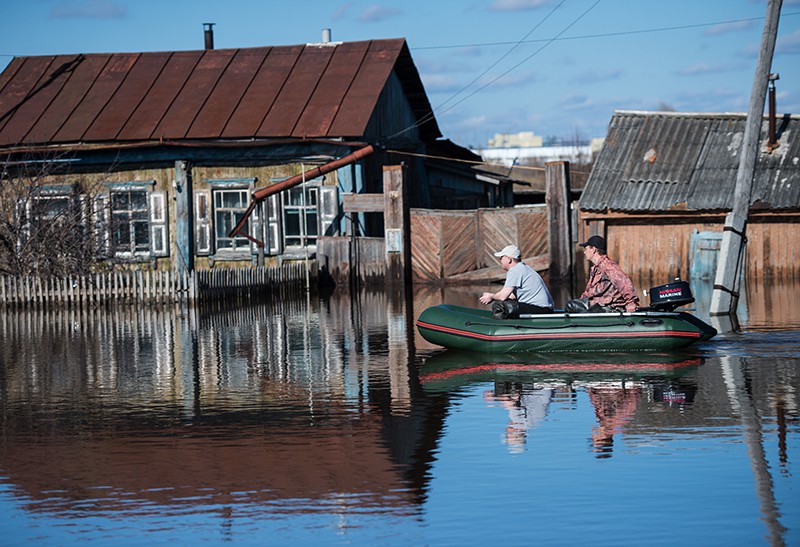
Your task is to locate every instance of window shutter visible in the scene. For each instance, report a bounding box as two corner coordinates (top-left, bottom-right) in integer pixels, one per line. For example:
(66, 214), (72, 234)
(149, 191), (169, 257)
(250, 191), (262, 255)
(195, 190), (212, 256)
(89, 195), (108, 257)
(16, 198), (30, 247)
(319, 185), (339, 236)
(266, 193), (282, 255)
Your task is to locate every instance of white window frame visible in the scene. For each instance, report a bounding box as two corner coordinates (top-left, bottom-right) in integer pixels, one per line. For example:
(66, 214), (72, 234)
(149, 191), (169, 257)
(105, 181), (157, 260)
(282, 182), (320, 251)
(204, 178), (257, 260)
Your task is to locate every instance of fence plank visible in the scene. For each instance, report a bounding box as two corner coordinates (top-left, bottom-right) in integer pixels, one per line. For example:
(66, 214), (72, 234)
(0, 265), (307, 309)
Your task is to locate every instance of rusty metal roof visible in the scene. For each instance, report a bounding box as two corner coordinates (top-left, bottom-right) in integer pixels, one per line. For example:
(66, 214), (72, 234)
(0, 38), (440, 148)
(581, 110), (800, 212)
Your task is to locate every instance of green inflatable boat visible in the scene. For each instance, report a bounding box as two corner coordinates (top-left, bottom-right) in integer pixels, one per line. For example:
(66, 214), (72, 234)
(416, 304), (717, 353)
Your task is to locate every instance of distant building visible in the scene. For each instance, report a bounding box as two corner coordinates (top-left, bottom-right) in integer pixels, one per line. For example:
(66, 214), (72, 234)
(487, 131), (543, 148)
(473, 130), (599, 168)
(472, 144), (594, 168)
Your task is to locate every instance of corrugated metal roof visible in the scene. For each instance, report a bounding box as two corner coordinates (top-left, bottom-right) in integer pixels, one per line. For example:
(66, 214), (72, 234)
(0, 38), (440, 147)
(581, 111), (800, 212)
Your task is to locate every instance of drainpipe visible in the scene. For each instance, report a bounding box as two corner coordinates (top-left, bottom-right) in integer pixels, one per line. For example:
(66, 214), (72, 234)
(228, 144), (375, 245)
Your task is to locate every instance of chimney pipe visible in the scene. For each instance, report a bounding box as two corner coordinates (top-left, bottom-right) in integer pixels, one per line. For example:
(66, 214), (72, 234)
(204, 23), (215, 50)
(768, 73), (779, 150)
(322, 28), (331, 43)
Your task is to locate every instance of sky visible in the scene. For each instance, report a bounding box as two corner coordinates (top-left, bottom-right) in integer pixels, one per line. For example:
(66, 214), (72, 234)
(2, 0), (799, 148)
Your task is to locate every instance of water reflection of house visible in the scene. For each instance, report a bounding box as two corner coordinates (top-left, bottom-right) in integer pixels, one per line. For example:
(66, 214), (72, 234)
(0, 297), (444, 514)
(579, 111), (800, 282)
(0, 30), (509, 281)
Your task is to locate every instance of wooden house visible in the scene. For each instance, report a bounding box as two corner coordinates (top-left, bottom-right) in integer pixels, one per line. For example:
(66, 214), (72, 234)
(579, 110), (800, 283)
(0, 35), (510, 280)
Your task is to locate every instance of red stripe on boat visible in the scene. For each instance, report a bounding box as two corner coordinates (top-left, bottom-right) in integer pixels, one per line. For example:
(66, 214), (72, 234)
(415, 321), (702, 341)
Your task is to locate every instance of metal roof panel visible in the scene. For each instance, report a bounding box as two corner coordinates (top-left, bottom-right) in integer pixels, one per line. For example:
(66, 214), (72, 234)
(221, 46), (299, 138)
(329, 41), (400, 137)
(152, 49), (234, 139)
(53, 54), (138, 142)
(83, 52), (168, 141)
(0, 56), (57, 138)
(185, 48), (267, 139)
(116, 52), (198, 140)
(23, 55), (111, 143)
(256, 46), (335, 137)
(293, 41), (369, 138)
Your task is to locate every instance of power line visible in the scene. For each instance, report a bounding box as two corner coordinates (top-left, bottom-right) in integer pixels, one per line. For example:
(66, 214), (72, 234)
(432, 0), (567, 114)
(390, 0), (568, 139)
(411, 12), (800, 51)
(391, 0), (602, 139)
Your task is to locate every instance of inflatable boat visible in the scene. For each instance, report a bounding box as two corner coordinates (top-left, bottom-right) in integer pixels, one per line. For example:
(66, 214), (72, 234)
(416, 280), (716, 353)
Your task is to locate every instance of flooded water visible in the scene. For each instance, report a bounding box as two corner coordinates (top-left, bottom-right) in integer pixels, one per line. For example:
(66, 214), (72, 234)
(1, 279), (799, 546)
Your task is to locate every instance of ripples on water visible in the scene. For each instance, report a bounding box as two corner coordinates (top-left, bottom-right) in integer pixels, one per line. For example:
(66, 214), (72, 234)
(1, 281), (799, 545)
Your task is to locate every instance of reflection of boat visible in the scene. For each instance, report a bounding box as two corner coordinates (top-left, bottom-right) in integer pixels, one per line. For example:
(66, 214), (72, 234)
(419, 349), (702, 392)
(416, 305), (716, 353)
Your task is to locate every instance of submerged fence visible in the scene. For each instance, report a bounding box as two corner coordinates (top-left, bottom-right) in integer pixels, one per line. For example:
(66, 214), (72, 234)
(0, 264), (310, 308)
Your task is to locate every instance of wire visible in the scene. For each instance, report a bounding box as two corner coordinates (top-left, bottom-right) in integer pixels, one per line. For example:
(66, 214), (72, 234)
(390, 0), (602, 139)
(385, 148), (592, 175)
(411, 13), (799, 51)
(432, 0), (567, 116)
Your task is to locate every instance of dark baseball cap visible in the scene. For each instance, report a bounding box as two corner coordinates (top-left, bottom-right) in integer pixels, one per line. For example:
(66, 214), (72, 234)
(579, 235), (606, 252)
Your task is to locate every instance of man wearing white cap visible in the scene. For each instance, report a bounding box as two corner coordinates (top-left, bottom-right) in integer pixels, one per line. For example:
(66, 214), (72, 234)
(480, 244), (554, 318)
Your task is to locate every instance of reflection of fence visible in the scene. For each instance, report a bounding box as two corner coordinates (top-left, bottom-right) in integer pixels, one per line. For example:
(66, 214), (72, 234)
(0, 264), (308, 308)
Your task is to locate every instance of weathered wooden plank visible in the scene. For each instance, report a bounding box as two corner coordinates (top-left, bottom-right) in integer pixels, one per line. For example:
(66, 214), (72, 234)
(343, 193), (384, 213)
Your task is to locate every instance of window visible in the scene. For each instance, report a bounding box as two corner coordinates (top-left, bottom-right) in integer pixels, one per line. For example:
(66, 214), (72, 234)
(110, 188), (151, 256)
(105, 185), (168, 259)
(283, 184), (318, 249)
(31, 194), (73, 228)
(213, 188), (251, 252)
(25, 190), (84, 245)
(193, 176), (338, 259)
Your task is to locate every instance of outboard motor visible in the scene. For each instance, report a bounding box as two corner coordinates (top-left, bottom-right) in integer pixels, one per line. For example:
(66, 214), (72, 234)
(647, 278), (695, 312)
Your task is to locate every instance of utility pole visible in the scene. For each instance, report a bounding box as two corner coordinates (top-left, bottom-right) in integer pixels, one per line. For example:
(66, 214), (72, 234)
(710, 0), (782, 317)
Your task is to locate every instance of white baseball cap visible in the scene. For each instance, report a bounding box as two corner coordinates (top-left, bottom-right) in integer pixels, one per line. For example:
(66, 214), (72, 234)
(493, 245), (521, 260)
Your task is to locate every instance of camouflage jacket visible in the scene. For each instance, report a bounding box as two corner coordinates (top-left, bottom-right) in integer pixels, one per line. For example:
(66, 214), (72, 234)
(580, 255), (640, 312)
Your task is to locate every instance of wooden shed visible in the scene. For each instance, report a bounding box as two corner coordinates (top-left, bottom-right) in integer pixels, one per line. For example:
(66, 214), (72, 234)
(578, 110), (800, 284)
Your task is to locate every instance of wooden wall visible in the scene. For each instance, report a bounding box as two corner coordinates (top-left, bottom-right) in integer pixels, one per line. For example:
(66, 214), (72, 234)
(410, 206), (548, 283)
(579, 212), (800, 283)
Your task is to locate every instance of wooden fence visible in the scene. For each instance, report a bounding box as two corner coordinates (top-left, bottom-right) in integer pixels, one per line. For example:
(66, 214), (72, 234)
(0, 264), (310, 308)
(410, 205), (549, 283)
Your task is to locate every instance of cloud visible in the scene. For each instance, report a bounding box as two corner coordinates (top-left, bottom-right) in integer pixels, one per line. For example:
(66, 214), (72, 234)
(455, 115), (489, 129)
(489, 0), (555, 11)
(668, 88), (745, 112)
(570, 68), (622, 85)
(704, 20), (755, 36)
(421, 74), (463, 93)
(331, 2), (355, 21)
(49, 0), (126, 19)
(556, 94), (596, 111)
(777, 29), (800, 55)
(675, 63), (730, 76)
(357, 5), (402, 23)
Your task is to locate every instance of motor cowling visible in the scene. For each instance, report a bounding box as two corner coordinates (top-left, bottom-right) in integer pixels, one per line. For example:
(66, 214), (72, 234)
(648, 279), (695, 311)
